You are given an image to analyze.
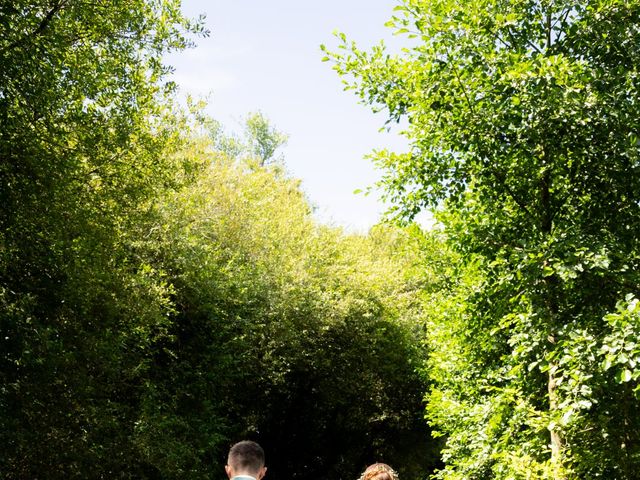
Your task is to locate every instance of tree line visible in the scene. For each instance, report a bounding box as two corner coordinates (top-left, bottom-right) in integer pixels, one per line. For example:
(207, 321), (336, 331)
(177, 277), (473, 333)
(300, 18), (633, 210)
(0, 2), (437, 479)
(4, 1), (640, 479)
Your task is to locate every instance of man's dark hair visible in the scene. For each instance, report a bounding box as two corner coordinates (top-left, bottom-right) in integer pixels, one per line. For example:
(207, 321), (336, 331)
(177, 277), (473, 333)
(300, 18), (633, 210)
(228, 440), (265, 474)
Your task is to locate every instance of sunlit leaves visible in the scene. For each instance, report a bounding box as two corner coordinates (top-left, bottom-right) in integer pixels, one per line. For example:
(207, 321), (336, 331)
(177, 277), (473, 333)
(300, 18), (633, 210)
(0, 1), (202, 477)
(142, 129), (437, 478)
(327, 0), (640, 478)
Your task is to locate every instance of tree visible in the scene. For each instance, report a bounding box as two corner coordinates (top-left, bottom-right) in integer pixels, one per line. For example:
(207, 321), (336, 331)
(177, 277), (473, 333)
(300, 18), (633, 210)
(325, 0), (640, 478)
(244, 111), (288, 166)
(142, 125), (440, 479)
(0, 1), (202, 477)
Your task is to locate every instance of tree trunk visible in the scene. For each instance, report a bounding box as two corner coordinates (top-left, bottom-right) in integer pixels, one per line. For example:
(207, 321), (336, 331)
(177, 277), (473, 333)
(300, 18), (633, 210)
(547, 335), (565, 479)
(541, 164), (565, 479)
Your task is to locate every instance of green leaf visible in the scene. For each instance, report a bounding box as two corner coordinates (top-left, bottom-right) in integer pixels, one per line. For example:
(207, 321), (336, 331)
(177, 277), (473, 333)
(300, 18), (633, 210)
(617, 369), (633, 383)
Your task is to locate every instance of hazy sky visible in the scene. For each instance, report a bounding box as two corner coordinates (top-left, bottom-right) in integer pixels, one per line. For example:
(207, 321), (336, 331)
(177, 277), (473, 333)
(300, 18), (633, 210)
(167, 1), (411, 232)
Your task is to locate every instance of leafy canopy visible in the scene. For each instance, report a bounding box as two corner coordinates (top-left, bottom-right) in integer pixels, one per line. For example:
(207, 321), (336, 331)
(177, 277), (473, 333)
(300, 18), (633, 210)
(324, 0), (640, 478)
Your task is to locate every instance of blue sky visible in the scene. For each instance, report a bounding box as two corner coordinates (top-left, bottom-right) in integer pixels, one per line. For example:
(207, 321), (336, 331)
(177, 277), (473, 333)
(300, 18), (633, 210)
(167, 1), (412, 232)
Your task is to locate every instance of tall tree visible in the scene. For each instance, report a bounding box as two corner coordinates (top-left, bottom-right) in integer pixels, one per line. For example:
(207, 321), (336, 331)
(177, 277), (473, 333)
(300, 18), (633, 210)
(325, 0), (640, 478)
(0, 1), (202, 477)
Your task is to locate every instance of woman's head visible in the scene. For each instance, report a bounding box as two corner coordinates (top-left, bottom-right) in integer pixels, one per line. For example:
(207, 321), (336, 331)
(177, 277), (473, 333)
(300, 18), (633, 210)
(359, 463), (399, 480)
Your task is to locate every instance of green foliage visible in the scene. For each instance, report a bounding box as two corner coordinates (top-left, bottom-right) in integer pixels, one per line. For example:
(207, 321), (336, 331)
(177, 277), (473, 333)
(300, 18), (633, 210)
(0, 1), (203, 477)
(326, 0), (640, 478)
(136, 126), (438, 478)
(0, 2), (438, 476)
(244, 111), (288, 166)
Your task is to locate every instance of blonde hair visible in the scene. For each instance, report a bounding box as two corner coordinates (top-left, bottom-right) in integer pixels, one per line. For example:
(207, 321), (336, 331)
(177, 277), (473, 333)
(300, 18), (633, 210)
(359, 463), (399, 480)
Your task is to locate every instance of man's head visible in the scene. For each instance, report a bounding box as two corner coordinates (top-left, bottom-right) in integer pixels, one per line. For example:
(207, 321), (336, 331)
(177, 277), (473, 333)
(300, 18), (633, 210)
(225, 440), (267, 480)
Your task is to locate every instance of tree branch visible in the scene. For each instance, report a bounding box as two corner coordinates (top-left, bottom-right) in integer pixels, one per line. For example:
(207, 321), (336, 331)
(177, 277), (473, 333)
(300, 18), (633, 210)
(451, 64), (536, 221)
(1, 0), (68, 54)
